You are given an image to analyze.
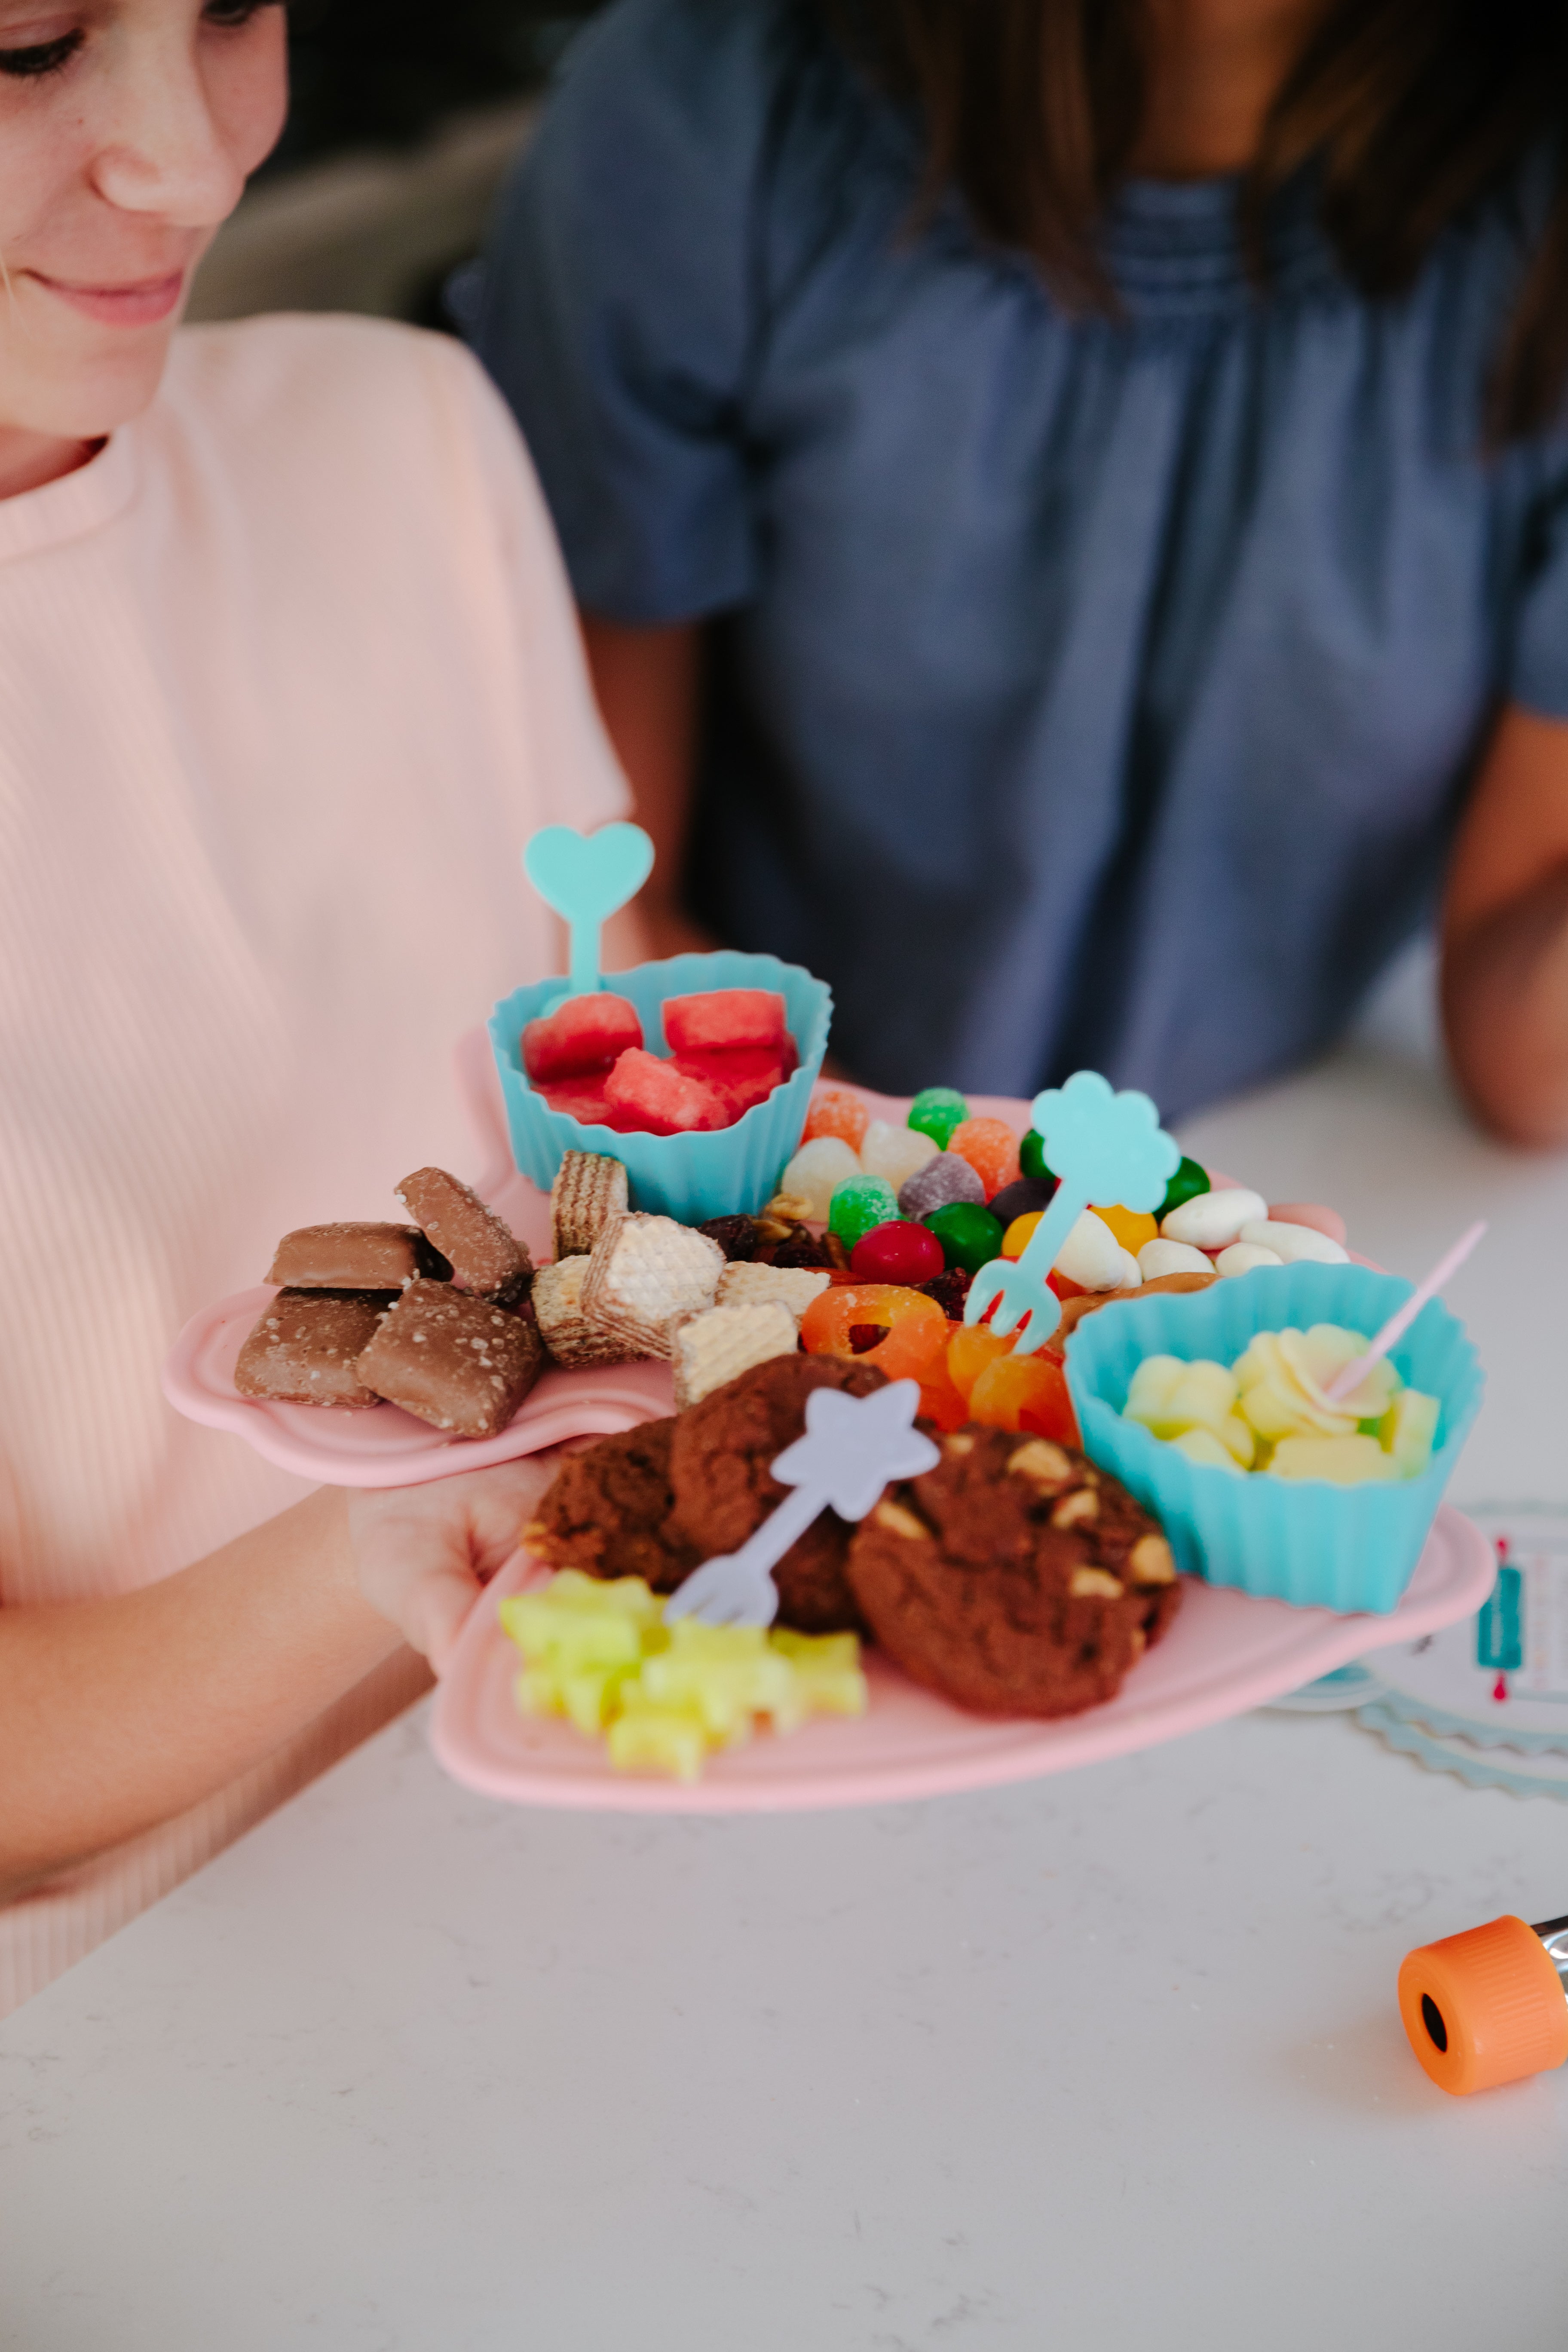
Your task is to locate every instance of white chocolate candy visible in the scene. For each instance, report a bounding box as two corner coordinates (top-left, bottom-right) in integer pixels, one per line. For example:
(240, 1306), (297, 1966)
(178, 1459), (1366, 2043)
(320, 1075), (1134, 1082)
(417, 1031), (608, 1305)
(1215, 1242), (1284, 1277)
(1160, 1186), (1267, 1250)
(858, 1118), (938, 1190)
(1055, 1209), (1133, 1292)
(1237, 1218), (1349, 1266)
(1138, 1237), (1213, 1280)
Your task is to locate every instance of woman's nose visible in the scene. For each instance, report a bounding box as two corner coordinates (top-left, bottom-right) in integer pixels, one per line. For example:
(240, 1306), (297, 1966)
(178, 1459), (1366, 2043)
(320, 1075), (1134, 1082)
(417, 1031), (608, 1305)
(90, 49), (247, 228)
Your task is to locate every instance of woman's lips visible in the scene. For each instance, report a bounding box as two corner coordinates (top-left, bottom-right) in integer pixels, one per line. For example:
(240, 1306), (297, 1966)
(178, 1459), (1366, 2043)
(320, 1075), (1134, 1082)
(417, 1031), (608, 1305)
(28, 269), (185, 327)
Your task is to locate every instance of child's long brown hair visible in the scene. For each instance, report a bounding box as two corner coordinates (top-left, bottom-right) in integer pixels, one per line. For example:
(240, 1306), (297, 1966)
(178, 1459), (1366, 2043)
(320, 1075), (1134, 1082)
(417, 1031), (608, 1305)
(821, 0), (1568, 438)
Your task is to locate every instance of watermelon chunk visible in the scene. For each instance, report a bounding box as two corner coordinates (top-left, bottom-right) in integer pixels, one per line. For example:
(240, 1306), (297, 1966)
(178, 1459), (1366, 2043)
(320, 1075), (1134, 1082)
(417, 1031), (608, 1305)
(674, 1040), (798, 1118)
(661, 989), (788, 1055)
(522, 993), (643, 1083)
(536, 1076), (640, 1132)
(603, 1047), (729, 1134)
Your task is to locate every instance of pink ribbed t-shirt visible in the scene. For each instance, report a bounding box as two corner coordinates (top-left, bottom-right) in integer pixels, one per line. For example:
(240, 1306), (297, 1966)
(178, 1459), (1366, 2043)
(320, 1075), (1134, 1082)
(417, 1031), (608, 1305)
(0, 313), (628, 2013)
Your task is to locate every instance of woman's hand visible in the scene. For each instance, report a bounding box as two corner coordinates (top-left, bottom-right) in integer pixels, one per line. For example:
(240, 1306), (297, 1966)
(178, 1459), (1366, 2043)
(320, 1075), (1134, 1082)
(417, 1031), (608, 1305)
(347, 1455), (562, 1675)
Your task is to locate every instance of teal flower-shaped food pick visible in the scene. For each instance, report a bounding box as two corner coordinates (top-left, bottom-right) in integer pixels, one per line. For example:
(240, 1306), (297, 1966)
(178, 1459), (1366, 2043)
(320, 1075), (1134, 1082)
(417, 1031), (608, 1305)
(963, 1070), (1179, 1356)
(522, 821), (655, 1001)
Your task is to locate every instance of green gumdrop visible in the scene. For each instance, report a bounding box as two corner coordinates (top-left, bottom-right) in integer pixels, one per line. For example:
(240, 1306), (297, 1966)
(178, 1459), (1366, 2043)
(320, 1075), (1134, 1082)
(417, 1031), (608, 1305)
(908, 1086), (969, 1150)
(1159, 1155), (1211, 1219)
(923, 1201), (1005, 1274)
(828, 1175), (899, 1246)
(1019, 1129), (1053, 1184)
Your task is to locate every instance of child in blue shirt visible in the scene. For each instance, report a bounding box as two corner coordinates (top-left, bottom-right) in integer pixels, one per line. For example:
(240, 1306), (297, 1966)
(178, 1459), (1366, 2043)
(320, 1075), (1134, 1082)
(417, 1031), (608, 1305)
(474, 0), (1568, 1142)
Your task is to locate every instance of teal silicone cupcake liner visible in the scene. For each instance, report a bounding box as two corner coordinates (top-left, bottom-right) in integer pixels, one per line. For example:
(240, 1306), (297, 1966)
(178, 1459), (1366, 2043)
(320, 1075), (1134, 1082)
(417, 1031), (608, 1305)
(489, 950), (833, 1224)
(1064, 1262), (1484, 1614)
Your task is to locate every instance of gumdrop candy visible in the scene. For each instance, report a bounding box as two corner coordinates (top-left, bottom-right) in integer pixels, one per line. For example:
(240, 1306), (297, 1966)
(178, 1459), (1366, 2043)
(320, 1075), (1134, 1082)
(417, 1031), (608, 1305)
(897, 1152), (983, 1220)
(661, 988), (787, 1054)
(924, 1201), (1005, 1274)
(1094, 1205), (1159, 1255)
(802, 1086), (869, 1153)
(604, 1047), (727, 1134)
(827, 1175), (900, 1247)
(780, 1136), (861, 1221)
(1019, 1129), (1053, 1184)
(860, 1118), (938, 1191)
(523, 992), (643, 1083)
(947, 1118), (1021, 1200)
(946, 1321), (1012, 1402)
(1159, 1155), (1211, 1219)
(968, 1352), (1080, 1446)
(800, 1283), (950, 1383)
(849, 1218), (945, 1285)
(907, 1087), (969, 1150)
(988, 1176), (1056, 1230)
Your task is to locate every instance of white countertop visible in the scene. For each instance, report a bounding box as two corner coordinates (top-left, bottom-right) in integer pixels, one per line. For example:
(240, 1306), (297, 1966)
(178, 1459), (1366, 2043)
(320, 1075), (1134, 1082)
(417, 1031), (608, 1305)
(6, 980), (1568, 2352)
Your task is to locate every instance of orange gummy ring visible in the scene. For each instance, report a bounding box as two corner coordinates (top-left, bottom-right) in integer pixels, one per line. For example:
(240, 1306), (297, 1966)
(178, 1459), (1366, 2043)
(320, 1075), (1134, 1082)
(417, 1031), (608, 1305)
(1397, 1916), (1568, 2095)
(799, 1283), (950, 1382)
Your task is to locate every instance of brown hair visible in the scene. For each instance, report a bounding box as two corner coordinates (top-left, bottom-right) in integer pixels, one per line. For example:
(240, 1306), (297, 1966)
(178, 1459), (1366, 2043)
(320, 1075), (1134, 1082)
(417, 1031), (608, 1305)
(821, 0), (1568, 438)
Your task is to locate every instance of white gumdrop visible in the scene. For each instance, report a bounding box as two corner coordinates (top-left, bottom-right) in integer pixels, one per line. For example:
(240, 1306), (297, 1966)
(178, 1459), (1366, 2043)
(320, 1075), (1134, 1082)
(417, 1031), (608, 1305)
(1161, 1187), (1268, 1250)
(1138, 1237), (1214, 1280)
(1237, 1218), (1349, 1266)
(1054, 1210), (1130, 1292)
(1216, 1242), (1285, 1277)
(779, 1136), (861, 1222)
(858, 1118), (938, 1190)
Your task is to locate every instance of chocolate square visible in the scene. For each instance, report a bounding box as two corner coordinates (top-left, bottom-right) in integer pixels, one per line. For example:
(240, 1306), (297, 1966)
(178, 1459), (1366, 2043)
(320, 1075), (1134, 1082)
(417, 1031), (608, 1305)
(395, 1167), (531, 1302)
(234, 1289), (396, 1409)
(265, 1222), (450, 1290)
(355, 1279), (544, 1438)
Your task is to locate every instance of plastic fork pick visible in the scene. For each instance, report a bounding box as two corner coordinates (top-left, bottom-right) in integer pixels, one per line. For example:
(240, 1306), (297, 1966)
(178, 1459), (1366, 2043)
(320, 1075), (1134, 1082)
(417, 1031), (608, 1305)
(663, 1380), (940, 1630)
(1321, 1219), (1487, 1405)
(964, 1069), (1180, 1357)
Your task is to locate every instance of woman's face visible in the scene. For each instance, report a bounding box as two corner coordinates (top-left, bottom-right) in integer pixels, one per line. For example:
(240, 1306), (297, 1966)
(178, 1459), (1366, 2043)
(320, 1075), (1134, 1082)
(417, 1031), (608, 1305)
(0, 0), (285, 444)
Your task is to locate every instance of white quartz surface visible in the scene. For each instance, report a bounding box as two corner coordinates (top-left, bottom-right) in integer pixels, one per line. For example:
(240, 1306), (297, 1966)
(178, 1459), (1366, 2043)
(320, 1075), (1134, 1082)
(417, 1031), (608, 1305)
(6, 1010), (1568, 2352)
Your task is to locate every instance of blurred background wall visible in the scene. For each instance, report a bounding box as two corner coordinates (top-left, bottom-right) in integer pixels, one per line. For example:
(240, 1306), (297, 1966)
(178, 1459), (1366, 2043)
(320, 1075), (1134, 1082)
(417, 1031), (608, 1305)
(188, 2), (606, 328)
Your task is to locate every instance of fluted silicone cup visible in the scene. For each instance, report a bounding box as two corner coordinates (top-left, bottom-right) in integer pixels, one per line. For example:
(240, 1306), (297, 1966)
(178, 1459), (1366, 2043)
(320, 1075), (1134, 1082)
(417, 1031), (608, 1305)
(490, 951), (833, 1223)
(1064, 1262), (1484, 1613)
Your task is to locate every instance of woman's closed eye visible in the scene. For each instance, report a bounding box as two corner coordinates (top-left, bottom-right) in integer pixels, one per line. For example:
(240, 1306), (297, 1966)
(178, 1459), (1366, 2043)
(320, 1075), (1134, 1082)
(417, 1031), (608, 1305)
(0, 0), (274, 76)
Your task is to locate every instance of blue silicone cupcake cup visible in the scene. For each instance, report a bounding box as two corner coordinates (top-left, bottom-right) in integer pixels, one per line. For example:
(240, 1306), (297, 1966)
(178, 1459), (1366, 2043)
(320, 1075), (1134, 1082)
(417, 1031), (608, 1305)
(489, 951), (833, 1223)
(1064, 1262), (1484, 1613)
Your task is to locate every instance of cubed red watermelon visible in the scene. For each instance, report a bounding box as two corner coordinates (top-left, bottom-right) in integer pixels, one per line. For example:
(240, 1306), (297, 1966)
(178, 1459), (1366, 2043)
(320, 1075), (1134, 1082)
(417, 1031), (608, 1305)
(674, 1039), (798, 1118)
(522, 992), (643, 1084)
(536, 1077), (641, 1131)
(603, 1047), (728, 1134)
(660, 988), (788, 1055)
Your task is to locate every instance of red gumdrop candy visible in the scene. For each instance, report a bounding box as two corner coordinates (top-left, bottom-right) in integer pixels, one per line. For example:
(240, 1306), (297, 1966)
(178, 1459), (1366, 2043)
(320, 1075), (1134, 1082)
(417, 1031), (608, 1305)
(850, 1219), (946, 1285)
(674, 1040), (797, 1118)
(522, 992), (643, 1083)
(603, 1047), (728, 1134)
(662, 989), (787, 1054)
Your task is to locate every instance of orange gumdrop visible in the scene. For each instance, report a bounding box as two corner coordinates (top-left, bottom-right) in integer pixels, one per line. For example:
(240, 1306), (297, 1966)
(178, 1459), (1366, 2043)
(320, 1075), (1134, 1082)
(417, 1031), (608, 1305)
(968, 1352), (1081, 1446)
(916, 1345), (970, 1434)
(1094, 1205), (1159, 1255)
(799, 1283), (950, 1382)
(802, 1085), (869, 1153)
(948, 1118), (1021, 1200)
(946, 1321), (1013, 1402)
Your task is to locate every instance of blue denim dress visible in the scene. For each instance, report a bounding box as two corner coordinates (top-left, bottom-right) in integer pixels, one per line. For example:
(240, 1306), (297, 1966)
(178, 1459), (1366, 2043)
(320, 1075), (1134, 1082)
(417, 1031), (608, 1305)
(472, 0), (1568, 1115)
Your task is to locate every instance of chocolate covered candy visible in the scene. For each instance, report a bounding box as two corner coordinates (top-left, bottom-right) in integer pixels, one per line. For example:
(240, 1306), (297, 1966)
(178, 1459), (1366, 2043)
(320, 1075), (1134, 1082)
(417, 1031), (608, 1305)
(395, 1167), (532, 1303)
(235, 1289), (395, 1409)
(355, 1280), (543, 1437)
(266, 1222), (449, 1291)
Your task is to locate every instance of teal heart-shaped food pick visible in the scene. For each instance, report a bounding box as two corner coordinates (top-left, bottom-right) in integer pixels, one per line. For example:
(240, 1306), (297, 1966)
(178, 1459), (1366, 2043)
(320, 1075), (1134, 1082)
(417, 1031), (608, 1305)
(523, 822), (655, 998)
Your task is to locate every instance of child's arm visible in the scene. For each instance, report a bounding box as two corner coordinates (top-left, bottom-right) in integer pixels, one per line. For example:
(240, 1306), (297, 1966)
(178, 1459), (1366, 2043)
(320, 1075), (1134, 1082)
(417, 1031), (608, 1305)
(582, 613), (715, 960)
(1442, 704), (1568, 1144)
(0, 1457), (551, 1898)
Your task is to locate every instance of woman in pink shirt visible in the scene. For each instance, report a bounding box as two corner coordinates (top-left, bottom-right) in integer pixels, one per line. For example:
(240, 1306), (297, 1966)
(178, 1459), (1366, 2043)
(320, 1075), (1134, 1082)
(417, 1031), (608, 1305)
(0, 0), (632, 2007)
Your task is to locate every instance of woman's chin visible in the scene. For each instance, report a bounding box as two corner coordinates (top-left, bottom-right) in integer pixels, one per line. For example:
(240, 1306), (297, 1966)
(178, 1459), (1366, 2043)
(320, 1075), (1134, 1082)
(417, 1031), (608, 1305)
(2, 326), (180, 444)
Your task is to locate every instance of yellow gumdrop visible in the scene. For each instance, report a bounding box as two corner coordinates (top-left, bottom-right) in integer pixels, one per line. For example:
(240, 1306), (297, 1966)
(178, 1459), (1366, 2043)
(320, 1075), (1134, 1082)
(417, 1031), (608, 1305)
(1093, 1205), (1159, 1254)
(1002, 1211), (1042, 1260)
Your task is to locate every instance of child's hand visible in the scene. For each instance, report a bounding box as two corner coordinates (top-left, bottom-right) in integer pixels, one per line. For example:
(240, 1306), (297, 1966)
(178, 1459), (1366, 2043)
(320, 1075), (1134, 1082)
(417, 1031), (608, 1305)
(347, 1455), (563, 1674)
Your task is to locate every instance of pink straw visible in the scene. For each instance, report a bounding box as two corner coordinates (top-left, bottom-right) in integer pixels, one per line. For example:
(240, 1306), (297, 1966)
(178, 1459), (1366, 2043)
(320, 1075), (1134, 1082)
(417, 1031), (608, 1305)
(1322, 1221), (1487, 1405)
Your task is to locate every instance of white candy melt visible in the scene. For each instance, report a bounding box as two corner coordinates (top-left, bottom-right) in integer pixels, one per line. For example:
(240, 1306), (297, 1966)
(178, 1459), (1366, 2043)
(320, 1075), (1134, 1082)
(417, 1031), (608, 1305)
(1216, 1242), (1284, 1277)
(1138, 1238), (1213, 1280)
(1237, 1218), (1349, 1266)
(1054, 1210), (1130, 1292)
(1161, 1187), (1268, 1250)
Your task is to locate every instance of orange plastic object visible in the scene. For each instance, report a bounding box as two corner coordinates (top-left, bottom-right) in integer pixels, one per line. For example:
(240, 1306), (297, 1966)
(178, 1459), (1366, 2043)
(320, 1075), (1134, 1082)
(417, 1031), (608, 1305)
(947, 1118), (1021, 1200)
(1002, 1211), (1041, 1261)
(1094, 1204), (1159, 1255)
(799, 1283), (950, 1383)
(968, 1351), (1080, 1445)
(946, 1322), (1013, 1402)
(1397, 1916), (1568, 2095)
(802, 1085), (869, 1153)
(916, 1346), (970, 1433)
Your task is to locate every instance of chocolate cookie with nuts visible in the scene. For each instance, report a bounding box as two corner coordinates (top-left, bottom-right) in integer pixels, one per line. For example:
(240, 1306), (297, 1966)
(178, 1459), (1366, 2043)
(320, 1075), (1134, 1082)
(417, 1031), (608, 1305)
(846, 1427), (1181, 1718)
